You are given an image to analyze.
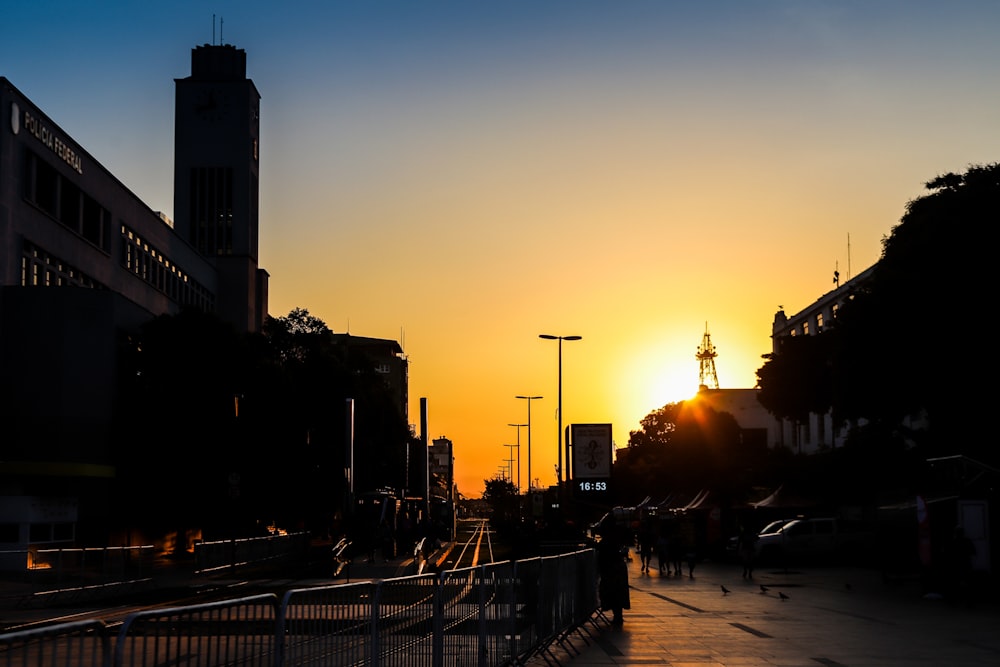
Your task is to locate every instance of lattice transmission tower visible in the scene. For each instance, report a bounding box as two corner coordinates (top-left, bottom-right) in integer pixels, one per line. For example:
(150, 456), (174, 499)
(696, 323), (719, 390)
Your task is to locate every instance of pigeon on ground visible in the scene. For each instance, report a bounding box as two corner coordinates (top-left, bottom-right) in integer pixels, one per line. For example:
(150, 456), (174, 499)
(759, 584), (769, 594)
(721, 585), (731, 595)
(778, 591), (790, 601)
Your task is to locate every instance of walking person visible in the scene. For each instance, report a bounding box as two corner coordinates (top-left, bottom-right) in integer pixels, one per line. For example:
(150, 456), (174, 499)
(595, 512), (631, 626)
(656, 522), (671, 574)
(637, 520), (654, 573)
(677, 512), (699, 578)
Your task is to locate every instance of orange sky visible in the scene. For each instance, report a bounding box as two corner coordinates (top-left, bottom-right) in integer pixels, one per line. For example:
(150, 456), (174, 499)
(6, 2), (999, 497)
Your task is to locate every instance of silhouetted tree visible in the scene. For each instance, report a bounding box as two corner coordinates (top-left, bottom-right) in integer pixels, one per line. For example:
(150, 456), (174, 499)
(756, 333), (835, 424)
(756, 162), (998, 465)
(114, 308), (252, 545)
(615, 398), (760, 506)
(113, 306), (416, 546)
(261, 309), (415, 533)
(482, 476), (519, 537)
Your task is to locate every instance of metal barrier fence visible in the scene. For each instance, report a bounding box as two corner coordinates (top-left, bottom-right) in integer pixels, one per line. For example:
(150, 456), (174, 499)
(114, 594), (279, 667)
(194, 531), (311, 573)
(0, 548), (604, 667)
(0, 546), (156, 585)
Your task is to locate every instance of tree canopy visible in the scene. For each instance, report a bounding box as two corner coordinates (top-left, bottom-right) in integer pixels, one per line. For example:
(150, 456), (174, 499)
(614, 397), (764, 506)
(113, 307), (417, 543)
(756, 162), (998, 464)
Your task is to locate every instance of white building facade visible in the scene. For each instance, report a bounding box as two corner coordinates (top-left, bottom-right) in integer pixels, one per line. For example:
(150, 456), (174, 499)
(768, 265), (875, 453)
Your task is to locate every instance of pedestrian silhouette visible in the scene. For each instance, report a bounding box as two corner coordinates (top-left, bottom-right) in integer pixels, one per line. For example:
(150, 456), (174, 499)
(655, 522), (671, 574)
(637, 519), (655, 573)
(946, 525), (976, 604)
(736, 523), (758, 579)
(594, 512), (631, 626)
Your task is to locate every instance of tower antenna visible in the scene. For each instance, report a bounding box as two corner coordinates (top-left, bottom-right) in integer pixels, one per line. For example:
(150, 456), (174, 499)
(212, 14), (216, 45)
(847, 233), (852, 281)
(696, 322), (719, 391)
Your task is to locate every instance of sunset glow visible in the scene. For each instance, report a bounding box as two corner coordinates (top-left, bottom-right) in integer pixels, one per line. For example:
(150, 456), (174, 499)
(5, 2), (998, 496)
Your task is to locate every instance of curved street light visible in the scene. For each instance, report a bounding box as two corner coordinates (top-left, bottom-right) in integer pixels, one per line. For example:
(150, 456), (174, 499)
(515, 395), (542, 491)
(539, 334), (582, 488)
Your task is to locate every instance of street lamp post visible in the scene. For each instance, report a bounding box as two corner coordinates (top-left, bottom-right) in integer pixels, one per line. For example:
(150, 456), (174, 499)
(503, 443), (519, 493)
(515, 395), (542, 491)
(539, 334), (582, 489)
(508, 423), (526, 493)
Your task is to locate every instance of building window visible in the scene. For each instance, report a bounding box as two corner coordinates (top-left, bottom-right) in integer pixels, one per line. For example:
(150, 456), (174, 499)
(21, 241), (102, 289)
(802, 320), (810, 336)
(816, 313), (824, 332)
(81, 193), (110, 249)
(28, 152), (59, 218)
(120, 225), (215, 312)
(0, 523), (19, 544)
(24, 150), (111, 252)
(190, 166), (234, 256)
(52, 523), (74, 542)
(27, 522), (74, 544)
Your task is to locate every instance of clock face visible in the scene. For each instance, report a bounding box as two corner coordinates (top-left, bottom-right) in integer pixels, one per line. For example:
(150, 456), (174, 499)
(195, 88), (230, 122)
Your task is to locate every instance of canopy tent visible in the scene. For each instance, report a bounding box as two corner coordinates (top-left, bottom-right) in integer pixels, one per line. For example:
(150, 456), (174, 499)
(751, 485), (817, 509)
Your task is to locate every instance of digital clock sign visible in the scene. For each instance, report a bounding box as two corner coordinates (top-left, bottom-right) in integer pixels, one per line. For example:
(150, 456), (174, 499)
(577, 480), (607, 492)
(570, 423), (612, 498)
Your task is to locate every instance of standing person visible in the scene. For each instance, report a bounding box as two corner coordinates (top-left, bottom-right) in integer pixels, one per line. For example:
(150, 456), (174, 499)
(638, 520), (654, 573)
(375, 518), (393, 563)
(656, 522), (671, 575)
(946, 525), (976, 603)
(595, 513), (631, 626)
(668, 516), (684, 576)
(736, 524), (758, 579)
(678, 512), (699, 578)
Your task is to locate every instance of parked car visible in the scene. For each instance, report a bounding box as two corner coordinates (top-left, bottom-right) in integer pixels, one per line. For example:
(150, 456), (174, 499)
(725, 518), (794, 558)
(755, 517), (873, 564)
(757, 519), (795, 536)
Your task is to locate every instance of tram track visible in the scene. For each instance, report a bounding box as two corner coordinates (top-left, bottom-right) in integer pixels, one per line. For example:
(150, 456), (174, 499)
(433, 518), (493, 570)
(3, 517), (505, 633)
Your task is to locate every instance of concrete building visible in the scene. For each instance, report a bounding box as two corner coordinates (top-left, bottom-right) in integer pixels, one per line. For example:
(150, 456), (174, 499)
(692, 387), (773, 451)
(681, 266), (876, 455)
(0, 43), (268, 556)
(768, 265), (876, 453)
(331, 334), (408, 424)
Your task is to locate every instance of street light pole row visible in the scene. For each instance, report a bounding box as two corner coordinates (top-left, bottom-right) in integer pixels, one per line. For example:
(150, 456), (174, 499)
(515, 395), (542, 491)
(539, 334), (581, 488)
(507, 423), (526, 493)
(503, 442), (519, 492)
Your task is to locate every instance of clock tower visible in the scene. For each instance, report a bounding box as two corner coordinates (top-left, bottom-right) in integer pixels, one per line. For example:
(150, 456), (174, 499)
(174, 43), (267, 333)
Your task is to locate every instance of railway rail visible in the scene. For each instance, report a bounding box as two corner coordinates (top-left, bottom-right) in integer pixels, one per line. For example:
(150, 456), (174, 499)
(0, 536), (602, 667)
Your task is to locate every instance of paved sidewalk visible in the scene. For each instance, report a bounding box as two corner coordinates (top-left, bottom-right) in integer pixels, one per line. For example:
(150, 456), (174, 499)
(536, 556), (1000, 666)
